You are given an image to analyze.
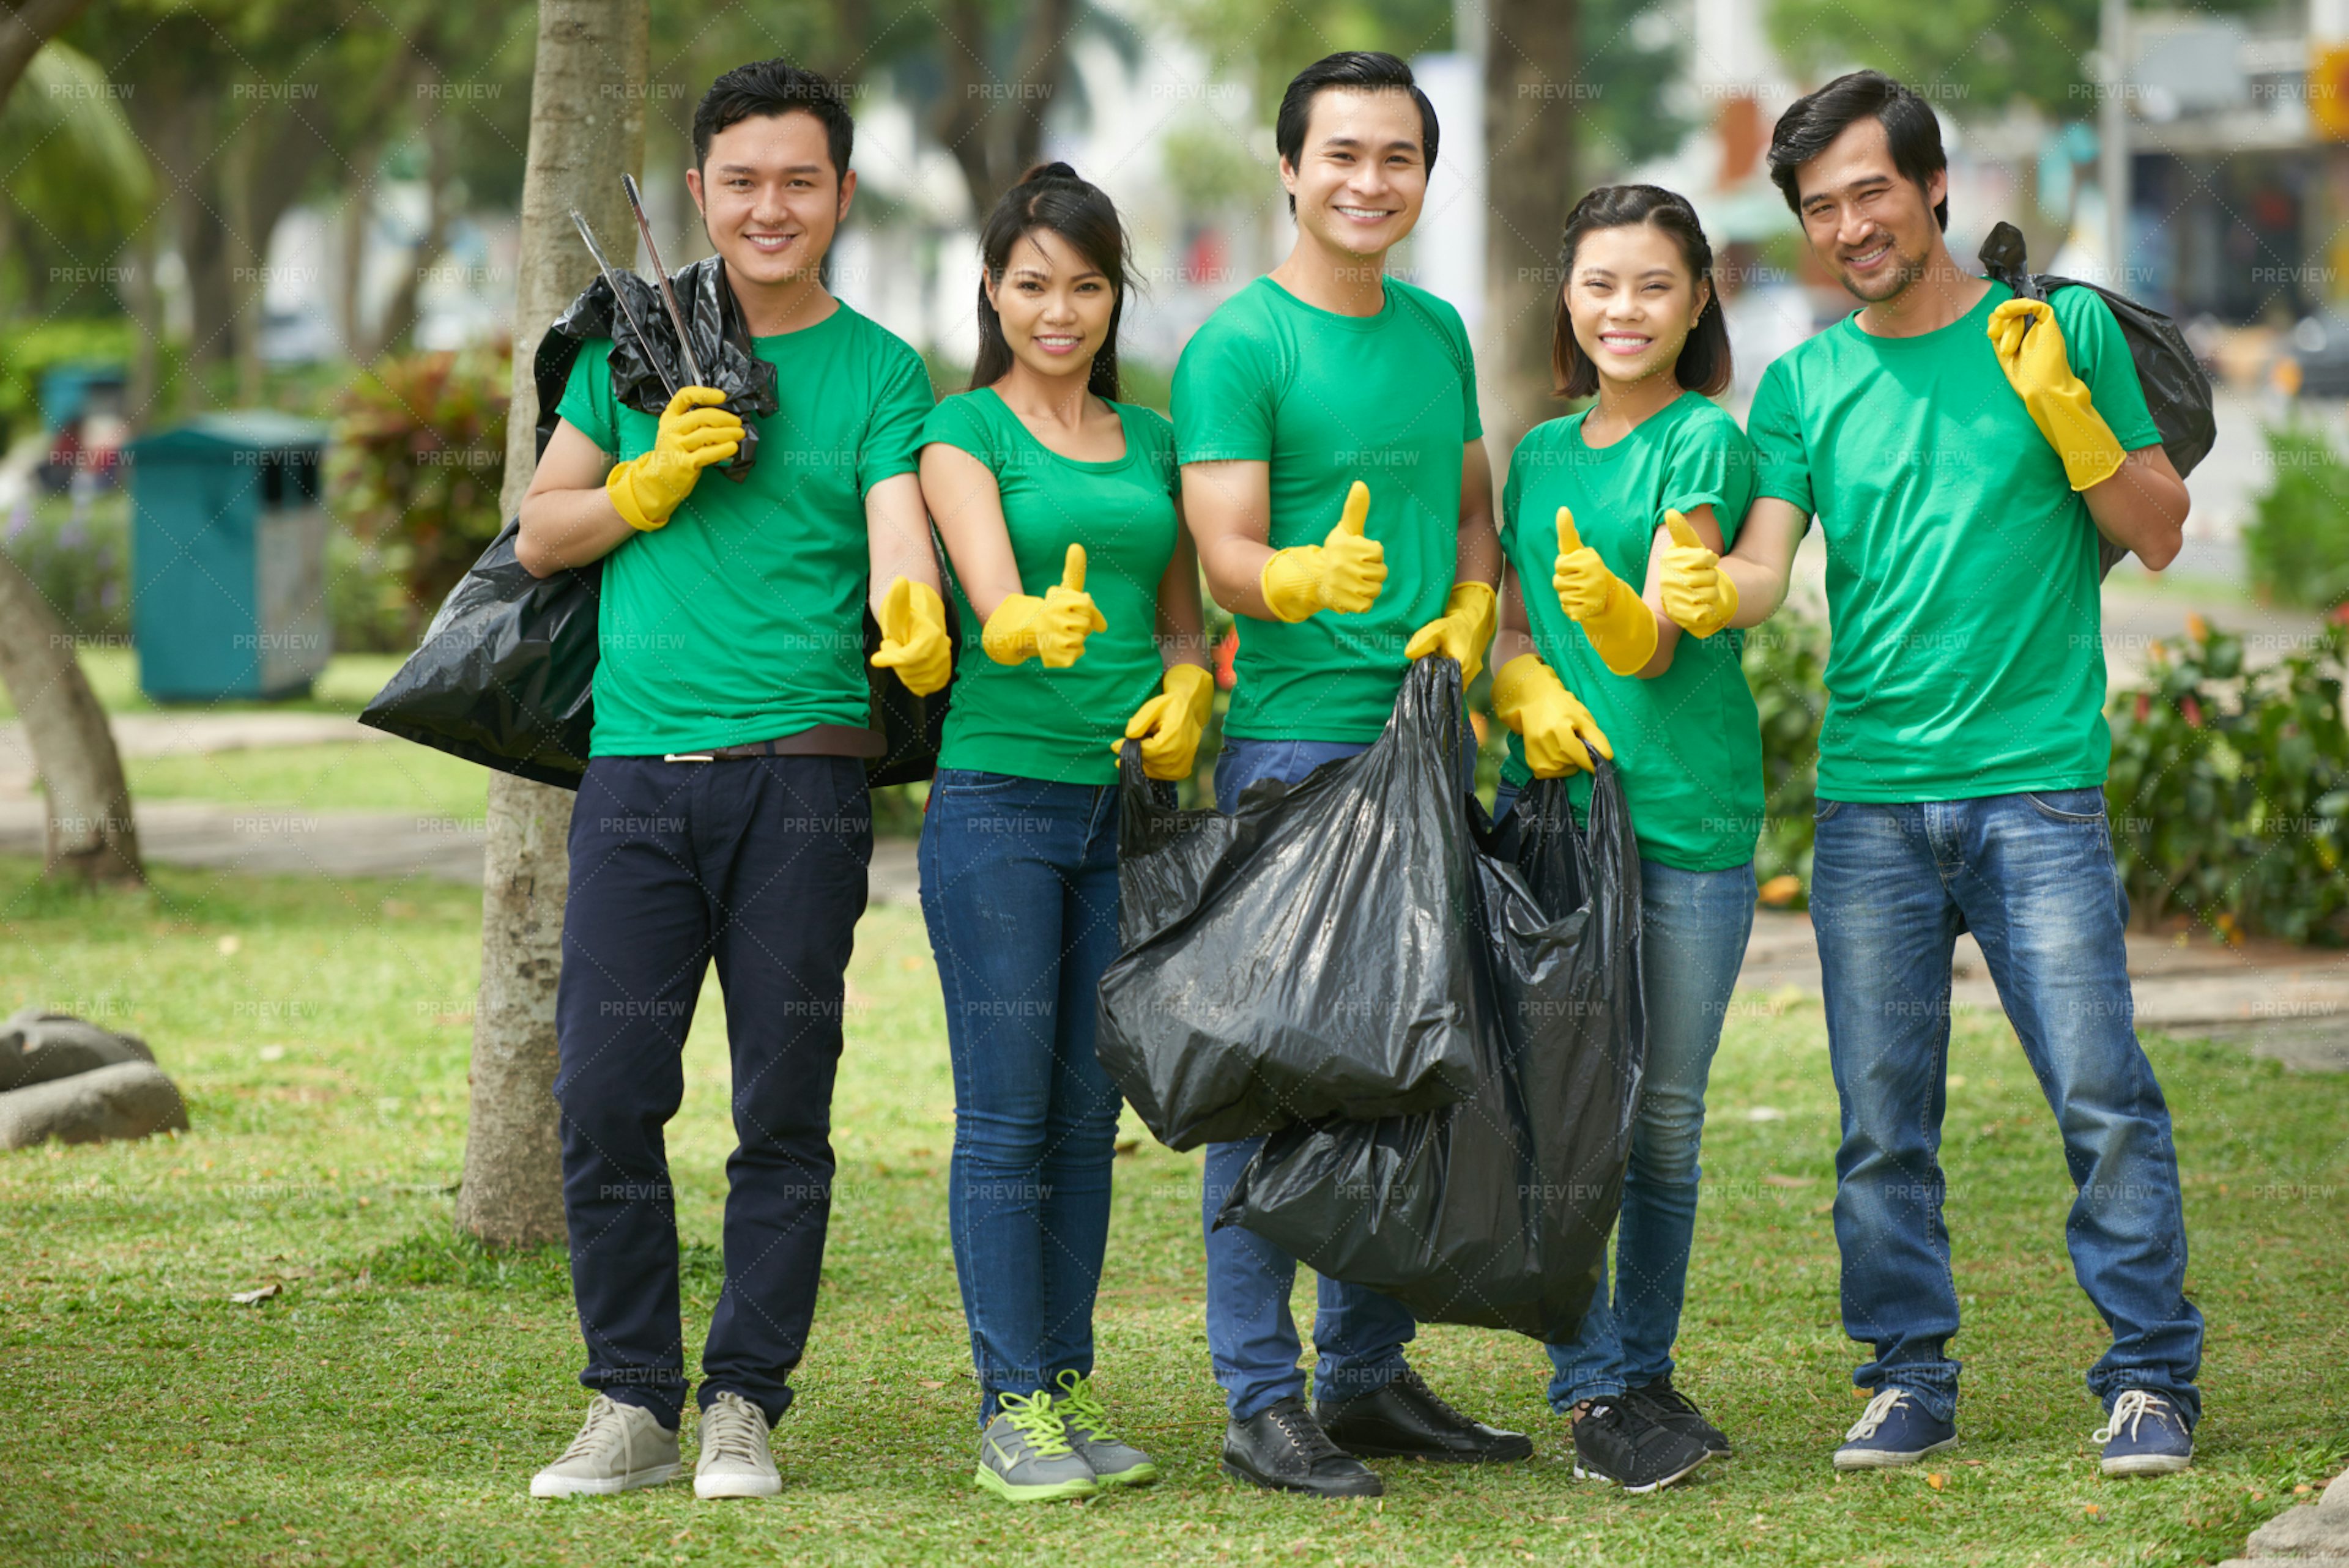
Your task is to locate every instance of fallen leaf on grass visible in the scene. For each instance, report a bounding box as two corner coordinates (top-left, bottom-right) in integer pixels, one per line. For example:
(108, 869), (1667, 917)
(229, 1283), (281, 1306)
(918, 1380), (946, 1389)
(1926, 1473), (1946, 1490)
(1762, 1174), (1813, 1188)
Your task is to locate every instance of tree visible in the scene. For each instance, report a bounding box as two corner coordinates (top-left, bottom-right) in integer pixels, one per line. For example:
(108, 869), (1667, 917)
(0, 0), (139, 887)
(453, 0), (646, 1248)
(1483, 0), (1576, 451)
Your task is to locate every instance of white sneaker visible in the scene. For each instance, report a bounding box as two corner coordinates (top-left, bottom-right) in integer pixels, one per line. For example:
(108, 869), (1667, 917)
(695, 1390), (782, 1499)
(530, 1396), (681, 1496)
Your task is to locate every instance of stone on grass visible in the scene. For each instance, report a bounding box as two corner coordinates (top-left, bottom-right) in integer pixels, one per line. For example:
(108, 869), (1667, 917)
(0, 1007), (154, 1092)
(0, 1060), (187, 1149)
(2230, 1470), (2349, 1564)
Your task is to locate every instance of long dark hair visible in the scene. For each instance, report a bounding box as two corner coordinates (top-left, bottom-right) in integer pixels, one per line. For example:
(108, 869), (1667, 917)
(970, 162), (1130, 401)
(1550, 183), (1733, 400)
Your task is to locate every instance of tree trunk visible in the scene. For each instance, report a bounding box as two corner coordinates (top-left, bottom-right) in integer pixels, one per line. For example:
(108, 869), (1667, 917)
(0, 557), (141, 884)
(453, 0), (647, 1249)
(1482, 0), (1576, 453)
(0, 0), (138, 887)
(0, 0), (92, 101)
(368, 76), (456, 362)
(930, 0), (1077, 220)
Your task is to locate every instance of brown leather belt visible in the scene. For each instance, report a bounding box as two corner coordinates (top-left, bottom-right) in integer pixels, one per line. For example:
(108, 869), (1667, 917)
(662, 725), (885, 762)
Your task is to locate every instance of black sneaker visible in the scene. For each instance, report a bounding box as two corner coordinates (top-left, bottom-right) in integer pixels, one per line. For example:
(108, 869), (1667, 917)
(1222, 1396), (1383, 1498)
(1315, 1367), (1534, 1463)
(1624, 1378), (1731, 1457)
(1571, 1398), (1712, 1492)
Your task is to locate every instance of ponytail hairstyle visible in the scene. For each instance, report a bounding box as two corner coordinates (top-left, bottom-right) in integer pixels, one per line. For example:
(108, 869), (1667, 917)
(1550, 183), (1733, 400)
(970, 162), (1132, 401)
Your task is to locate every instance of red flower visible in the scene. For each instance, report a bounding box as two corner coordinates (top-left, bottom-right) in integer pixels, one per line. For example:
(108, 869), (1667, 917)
(1214, 627), (1239, 691)
(2134, 693), (2150, 723)
(2180, 694), (2203, 728)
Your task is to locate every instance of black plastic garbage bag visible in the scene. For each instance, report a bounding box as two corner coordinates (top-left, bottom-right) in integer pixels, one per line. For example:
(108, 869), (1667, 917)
(1211, 754), (1647, 1344)
(544, 254), (781, 484)
(359, 261), (955, 788)
(358, 517), (599, 787)
(1978, 221), (2215, 580)
(1099, 659), (1512, 1152)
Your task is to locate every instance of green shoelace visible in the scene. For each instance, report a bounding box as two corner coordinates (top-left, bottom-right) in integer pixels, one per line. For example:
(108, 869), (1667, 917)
(1053, 1371), (1124, 1442)
(996, 1390), (1074, 1457)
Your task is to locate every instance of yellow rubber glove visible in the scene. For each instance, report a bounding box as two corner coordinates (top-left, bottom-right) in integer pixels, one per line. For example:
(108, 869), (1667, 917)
(981, 543), (1108, 668)
(1550, 508), (1658, 676)
(869, 576), (953, 696)
(1116, 663), (1215, 781)
(1260, 480), (1387, 621)
(1986, 298), (2126, 492)
(1403, 580), (1499, 687)
(604, 386), (745, 531)
(1657, 509), (1740, 638)
(1491, 654), (1614, 778)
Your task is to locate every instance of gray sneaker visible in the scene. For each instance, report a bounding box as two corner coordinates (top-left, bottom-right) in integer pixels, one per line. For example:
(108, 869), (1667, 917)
(694, 1390), (782, 1499)
(530, 1395), (681, 1497)
(975, 1390), (1098, 1503)
(1053, 1370), (1159, 1488)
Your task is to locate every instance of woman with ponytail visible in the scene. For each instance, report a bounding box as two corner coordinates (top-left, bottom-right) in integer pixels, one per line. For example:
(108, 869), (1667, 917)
(915, 162), (1208, 1503)
(1486, 183), (1763, 1492)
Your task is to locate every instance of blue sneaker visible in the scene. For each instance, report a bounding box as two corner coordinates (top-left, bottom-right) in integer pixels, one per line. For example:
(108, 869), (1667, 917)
(1833, 1388), (1958, 1470)
(2094, 1390), (2192, 1476)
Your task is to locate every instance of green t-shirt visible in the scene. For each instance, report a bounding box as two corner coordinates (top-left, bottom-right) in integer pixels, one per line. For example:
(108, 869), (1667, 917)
(1499, 392), (1765, 871)
(1171, 275), (1481, 742)
(553, 303), (933, 756)
(923, 388), (1181, 785)
(1745, 280), (2159, 802)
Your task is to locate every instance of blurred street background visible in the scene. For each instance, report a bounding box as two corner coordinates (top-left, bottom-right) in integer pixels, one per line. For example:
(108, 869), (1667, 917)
(1, 0), (2343, 936)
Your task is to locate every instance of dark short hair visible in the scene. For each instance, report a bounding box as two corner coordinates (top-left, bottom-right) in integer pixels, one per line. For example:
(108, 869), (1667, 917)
(693, 59), (854, 180)
(1767, 69), (1948, 232)
(1274, 51), (1438, 215)
(971, 163), (1132, 402)
(1550, 185), (1732, 400)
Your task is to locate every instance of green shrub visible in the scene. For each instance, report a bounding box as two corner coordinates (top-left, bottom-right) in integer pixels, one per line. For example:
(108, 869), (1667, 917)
(330, 347), (508, 643)
(1, 489), (130, 641)
(2246, 424), (2349, 612)
(325, 531), (421, 655)
(1742, 607), (1830, 902)
(0, 318), (136, 437)
(2106, 613), (2349, 944)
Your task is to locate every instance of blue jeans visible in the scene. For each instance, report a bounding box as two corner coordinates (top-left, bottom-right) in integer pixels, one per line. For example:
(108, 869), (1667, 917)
(1494, 783), (1756, 1408)
(1810, 789), (2203, 1427)
(919, 769), (1126, 1422)
(1202, 736), (1421, 1419)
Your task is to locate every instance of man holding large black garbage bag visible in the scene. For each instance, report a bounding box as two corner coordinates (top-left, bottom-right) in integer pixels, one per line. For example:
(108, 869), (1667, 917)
(515, 61), (951, 1500)
(1172, 51), (1612, 1497)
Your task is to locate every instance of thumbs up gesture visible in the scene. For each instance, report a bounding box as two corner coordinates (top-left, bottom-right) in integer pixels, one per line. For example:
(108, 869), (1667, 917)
(1549, 508), (1619, 621)
(981, 542), (1109, 668)
(1657, 509), (1740, 638)
(1260, 480), (1389, 621)
(1548, 506), (1659, 677)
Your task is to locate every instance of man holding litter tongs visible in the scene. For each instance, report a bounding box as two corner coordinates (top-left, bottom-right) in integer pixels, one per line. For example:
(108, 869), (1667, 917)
(517, 59), (948, 1500)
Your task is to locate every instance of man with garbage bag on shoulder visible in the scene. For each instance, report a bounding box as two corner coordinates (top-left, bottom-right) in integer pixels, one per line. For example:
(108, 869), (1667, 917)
(513, 59), (950, 1502)
(1171, 49), (1612, 1498)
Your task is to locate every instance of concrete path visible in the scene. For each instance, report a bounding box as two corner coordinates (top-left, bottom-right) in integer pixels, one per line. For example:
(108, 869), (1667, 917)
(0, 682), (2339, 1069)
(1742, 911), (2349, 1073)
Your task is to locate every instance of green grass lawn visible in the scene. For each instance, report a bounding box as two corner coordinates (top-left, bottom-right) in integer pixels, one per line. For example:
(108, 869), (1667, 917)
(1, 857), (2342, 1567)
(125, 742), (491, 823)
(0, 648), (404, 721)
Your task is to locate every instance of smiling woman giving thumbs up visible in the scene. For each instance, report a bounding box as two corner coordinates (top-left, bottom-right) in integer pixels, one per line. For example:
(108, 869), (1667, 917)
(911, 163), (1206, 1503)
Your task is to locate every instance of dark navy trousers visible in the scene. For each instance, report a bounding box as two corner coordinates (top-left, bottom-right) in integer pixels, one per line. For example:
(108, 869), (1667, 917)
(553, 753), (872, 1429)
